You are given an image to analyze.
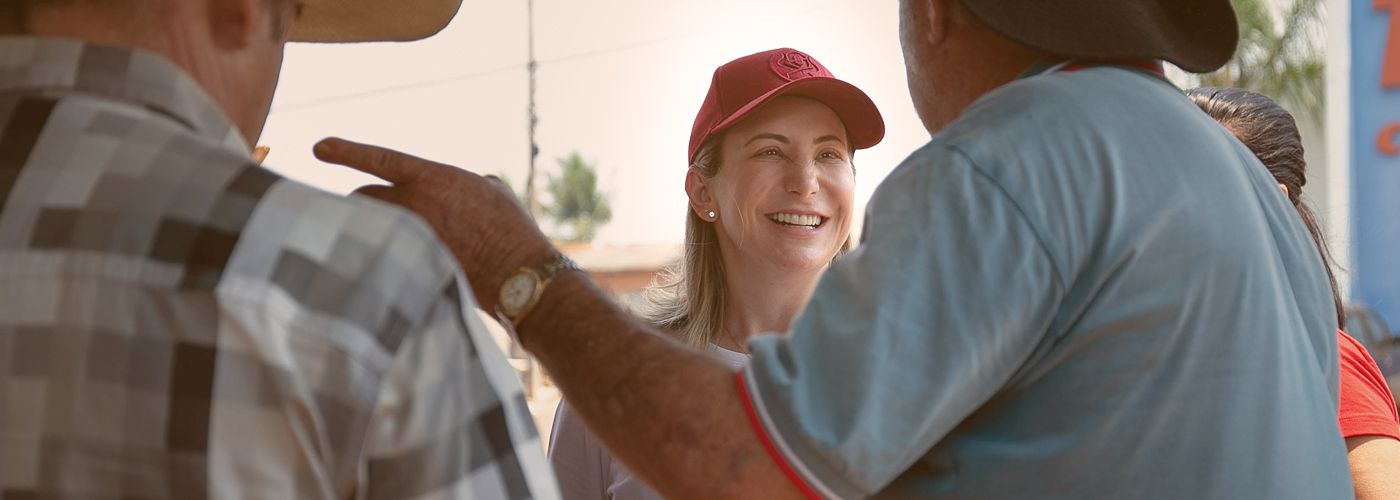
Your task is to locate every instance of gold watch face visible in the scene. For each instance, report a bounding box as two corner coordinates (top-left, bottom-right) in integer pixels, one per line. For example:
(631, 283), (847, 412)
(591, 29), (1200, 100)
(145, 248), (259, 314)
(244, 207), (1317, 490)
(500, 269), (541, 316)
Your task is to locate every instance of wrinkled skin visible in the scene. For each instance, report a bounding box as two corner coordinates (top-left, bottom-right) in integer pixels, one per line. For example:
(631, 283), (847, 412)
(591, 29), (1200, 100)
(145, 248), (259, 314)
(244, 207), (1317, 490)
(314, 138), (556, 315)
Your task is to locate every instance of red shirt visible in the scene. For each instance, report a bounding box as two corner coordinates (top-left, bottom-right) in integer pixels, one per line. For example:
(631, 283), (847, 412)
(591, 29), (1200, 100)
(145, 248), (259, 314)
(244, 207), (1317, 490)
(1338, 330), (1400, 440)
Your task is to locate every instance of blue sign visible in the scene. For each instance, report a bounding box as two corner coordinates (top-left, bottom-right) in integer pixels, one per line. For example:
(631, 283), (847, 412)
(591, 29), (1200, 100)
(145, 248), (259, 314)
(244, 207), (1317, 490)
(1352, 0), (1400, 327)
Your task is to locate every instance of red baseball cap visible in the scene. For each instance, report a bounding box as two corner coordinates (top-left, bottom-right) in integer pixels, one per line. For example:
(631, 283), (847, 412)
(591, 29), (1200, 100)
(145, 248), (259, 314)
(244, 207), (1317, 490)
(688, 48), (885, 163)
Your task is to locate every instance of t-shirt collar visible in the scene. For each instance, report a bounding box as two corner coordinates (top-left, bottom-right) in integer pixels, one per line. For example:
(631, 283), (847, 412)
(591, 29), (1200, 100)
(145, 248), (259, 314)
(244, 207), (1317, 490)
(1017, 57), (1170, 82)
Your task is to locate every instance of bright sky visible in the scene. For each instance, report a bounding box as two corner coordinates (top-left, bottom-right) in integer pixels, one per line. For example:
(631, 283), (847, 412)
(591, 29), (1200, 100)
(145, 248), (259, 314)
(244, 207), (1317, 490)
(261, 0), (931, 245)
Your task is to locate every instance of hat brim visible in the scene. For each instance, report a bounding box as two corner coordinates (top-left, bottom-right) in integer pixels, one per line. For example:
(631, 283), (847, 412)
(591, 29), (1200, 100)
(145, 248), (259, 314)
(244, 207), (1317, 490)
(290, 0), (464, 43)
(962, 0), (1238, 74)
(706, 77), (886, 158)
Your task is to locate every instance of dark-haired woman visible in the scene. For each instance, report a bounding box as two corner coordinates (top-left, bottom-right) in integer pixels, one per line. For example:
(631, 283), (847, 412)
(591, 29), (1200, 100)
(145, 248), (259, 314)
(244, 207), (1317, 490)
(1190, 87), (1400, 499)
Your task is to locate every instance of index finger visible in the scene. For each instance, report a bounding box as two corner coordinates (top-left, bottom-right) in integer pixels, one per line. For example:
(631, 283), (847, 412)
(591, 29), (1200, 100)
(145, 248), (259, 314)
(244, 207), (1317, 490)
(313, 137), (443, 184)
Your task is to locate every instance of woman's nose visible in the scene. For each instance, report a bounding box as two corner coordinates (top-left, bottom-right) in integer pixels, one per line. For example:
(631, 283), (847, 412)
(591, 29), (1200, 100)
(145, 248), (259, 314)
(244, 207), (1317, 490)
(785, 159), (820, 197)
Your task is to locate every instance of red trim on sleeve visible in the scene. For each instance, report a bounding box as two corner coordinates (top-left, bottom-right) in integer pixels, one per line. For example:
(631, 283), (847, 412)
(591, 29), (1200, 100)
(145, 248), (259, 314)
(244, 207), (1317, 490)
(734, 372), (824, 500)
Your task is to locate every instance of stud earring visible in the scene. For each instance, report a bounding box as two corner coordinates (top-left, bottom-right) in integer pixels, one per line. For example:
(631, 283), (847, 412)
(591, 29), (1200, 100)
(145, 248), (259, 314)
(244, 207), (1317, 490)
(706, 210), (717, 220)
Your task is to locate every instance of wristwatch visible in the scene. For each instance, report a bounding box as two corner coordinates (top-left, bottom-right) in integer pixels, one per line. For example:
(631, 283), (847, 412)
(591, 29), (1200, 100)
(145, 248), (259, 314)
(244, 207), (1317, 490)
(498, 254), (582, 327)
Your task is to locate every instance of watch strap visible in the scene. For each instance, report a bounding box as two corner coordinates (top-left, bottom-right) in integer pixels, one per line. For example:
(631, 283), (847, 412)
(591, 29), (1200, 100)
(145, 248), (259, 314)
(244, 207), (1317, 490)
(540, 254), (584, 281)
(502, 254), (582, 327)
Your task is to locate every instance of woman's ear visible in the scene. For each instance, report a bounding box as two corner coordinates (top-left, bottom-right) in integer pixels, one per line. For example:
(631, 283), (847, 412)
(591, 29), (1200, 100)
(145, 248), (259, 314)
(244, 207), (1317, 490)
(1279, 183), (1289, 198)
(685, 167), (717, 221)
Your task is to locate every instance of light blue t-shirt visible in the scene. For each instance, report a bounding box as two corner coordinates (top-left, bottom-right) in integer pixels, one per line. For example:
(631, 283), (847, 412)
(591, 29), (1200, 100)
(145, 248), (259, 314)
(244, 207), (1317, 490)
(740, 64), (1351, 499)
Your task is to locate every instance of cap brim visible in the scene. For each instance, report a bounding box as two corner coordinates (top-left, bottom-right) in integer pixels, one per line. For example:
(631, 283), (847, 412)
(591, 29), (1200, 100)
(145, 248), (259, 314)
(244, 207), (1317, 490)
(961, 0), (1238, 74)
(707, 77), (885, 156)
(290, 0), (464, 43)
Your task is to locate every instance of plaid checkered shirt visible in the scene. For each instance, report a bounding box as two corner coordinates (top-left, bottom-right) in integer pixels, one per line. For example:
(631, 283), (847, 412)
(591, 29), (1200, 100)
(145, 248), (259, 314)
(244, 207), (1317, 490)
(0, 36), (558, 499)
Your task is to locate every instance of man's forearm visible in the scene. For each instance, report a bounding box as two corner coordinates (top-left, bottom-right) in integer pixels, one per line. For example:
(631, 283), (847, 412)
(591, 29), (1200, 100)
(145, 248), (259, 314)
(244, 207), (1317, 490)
(518, 272), (804, 499)
(305, 139), (807, 496)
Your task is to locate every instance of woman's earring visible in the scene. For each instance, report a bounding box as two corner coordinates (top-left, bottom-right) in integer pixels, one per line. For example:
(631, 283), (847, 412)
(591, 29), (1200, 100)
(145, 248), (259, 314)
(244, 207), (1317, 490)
(706, 210), (717, 220)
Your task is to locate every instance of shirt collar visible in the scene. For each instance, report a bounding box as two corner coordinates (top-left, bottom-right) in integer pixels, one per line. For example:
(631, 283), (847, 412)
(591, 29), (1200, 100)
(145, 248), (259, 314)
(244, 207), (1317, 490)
(0, 36), (252, 154)
(1017, 58), (1075, 80)
(1016, 58), (1170, 83)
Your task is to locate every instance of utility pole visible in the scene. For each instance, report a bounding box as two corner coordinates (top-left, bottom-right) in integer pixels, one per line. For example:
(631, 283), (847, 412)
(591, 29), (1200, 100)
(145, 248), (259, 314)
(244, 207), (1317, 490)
(517, 0), (540, 398)
(524, 0), (540, 220)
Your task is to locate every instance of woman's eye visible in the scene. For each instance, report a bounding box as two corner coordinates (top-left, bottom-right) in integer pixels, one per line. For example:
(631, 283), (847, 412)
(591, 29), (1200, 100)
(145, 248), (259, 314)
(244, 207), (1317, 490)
(757, 148), (782, 157)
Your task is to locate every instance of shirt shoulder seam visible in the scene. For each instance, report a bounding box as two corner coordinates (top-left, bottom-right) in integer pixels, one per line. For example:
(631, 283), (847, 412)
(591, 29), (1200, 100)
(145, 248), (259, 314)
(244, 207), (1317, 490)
(942, 143), (1068, 293)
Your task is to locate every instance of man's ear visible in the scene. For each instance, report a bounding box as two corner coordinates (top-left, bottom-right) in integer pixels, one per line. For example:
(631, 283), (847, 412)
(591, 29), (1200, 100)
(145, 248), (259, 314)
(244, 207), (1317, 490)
(929, 0), (958, 44)
(685, 167), (716, 220)
(205, 0), (260, 48)
(903, 0), (955, 47)
(1279, 184), (1290, 198)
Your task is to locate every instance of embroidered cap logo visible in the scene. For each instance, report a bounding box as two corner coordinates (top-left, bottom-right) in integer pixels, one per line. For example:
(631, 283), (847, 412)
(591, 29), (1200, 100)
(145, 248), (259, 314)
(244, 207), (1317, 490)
(769, 50), (829, 81)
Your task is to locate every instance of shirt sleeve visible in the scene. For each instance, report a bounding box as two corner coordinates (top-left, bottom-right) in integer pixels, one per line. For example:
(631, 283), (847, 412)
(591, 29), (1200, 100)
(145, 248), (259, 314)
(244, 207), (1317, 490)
(1337, 331), (1400, 440)
(549, 401), (611, 500)
(360, 266), (557, 499)
(739, 145), (1065, 498)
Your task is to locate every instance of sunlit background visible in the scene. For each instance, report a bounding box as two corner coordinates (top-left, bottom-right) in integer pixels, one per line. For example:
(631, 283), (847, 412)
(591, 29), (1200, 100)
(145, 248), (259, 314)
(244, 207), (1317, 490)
(258, 0), (1400, 442)
(263, 0), (929, 245)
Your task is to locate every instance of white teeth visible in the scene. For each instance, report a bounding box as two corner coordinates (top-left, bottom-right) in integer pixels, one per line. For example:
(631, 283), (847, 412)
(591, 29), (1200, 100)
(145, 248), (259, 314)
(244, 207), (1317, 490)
(768, 213), (822, 227)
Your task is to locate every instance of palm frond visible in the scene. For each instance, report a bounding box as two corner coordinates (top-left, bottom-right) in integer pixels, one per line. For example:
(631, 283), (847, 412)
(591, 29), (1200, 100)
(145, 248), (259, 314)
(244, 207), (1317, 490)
(1188, 0), (1324, 120)
(541, 151), (613, 242)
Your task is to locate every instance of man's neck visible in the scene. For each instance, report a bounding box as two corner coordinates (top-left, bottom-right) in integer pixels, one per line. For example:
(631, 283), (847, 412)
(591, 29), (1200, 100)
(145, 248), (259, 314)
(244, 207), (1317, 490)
(25, 3), (272, 151)
(917, 27), (1049, 134)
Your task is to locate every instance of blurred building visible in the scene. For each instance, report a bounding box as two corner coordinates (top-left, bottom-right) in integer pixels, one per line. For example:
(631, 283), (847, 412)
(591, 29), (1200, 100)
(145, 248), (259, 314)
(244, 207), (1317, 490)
(558, 242), (683, 311)
(1329, 0), (1400, 406)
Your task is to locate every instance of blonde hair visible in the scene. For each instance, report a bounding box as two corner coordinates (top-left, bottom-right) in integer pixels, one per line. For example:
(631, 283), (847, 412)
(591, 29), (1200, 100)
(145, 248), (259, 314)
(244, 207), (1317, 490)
(641, 138), (731, 347)
(641, 133), (854, 347)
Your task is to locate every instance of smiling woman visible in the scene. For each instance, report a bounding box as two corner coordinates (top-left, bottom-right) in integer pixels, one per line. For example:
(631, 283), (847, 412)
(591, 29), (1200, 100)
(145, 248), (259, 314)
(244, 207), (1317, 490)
(660, 96), (859, 349)
(547, 47), (885, 500)
(654, 48), (883, 351)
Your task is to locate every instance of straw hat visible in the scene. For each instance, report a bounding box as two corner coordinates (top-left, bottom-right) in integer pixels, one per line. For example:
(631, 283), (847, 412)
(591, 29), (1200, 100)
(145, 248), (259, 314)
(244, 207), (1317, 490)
(961, 0), (1239, 73)
(290, 0), (464, 42)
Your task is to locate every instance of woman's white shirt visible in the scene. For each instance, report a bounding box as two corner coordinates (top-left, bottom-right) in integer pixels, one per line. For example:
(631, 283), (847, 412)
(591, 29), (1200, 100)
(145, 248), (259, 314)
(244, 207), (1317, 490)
(548, 345), (749, 500)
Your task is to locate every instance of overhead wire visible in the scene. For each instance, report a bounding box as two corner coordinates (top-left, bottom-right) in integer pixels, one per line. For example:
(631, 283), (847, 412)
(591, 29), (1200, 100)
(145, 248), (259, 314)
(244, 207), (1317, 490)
(269, 0), (856, 114)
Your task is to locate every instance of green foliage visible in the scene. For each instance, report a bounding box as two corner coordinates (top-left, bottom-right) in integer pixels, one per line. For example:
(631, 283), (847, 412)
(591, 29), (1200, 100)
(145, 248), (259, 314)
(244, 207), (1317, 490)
(542, 152), (612, 242)
(1194, 0), (1324, 120)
